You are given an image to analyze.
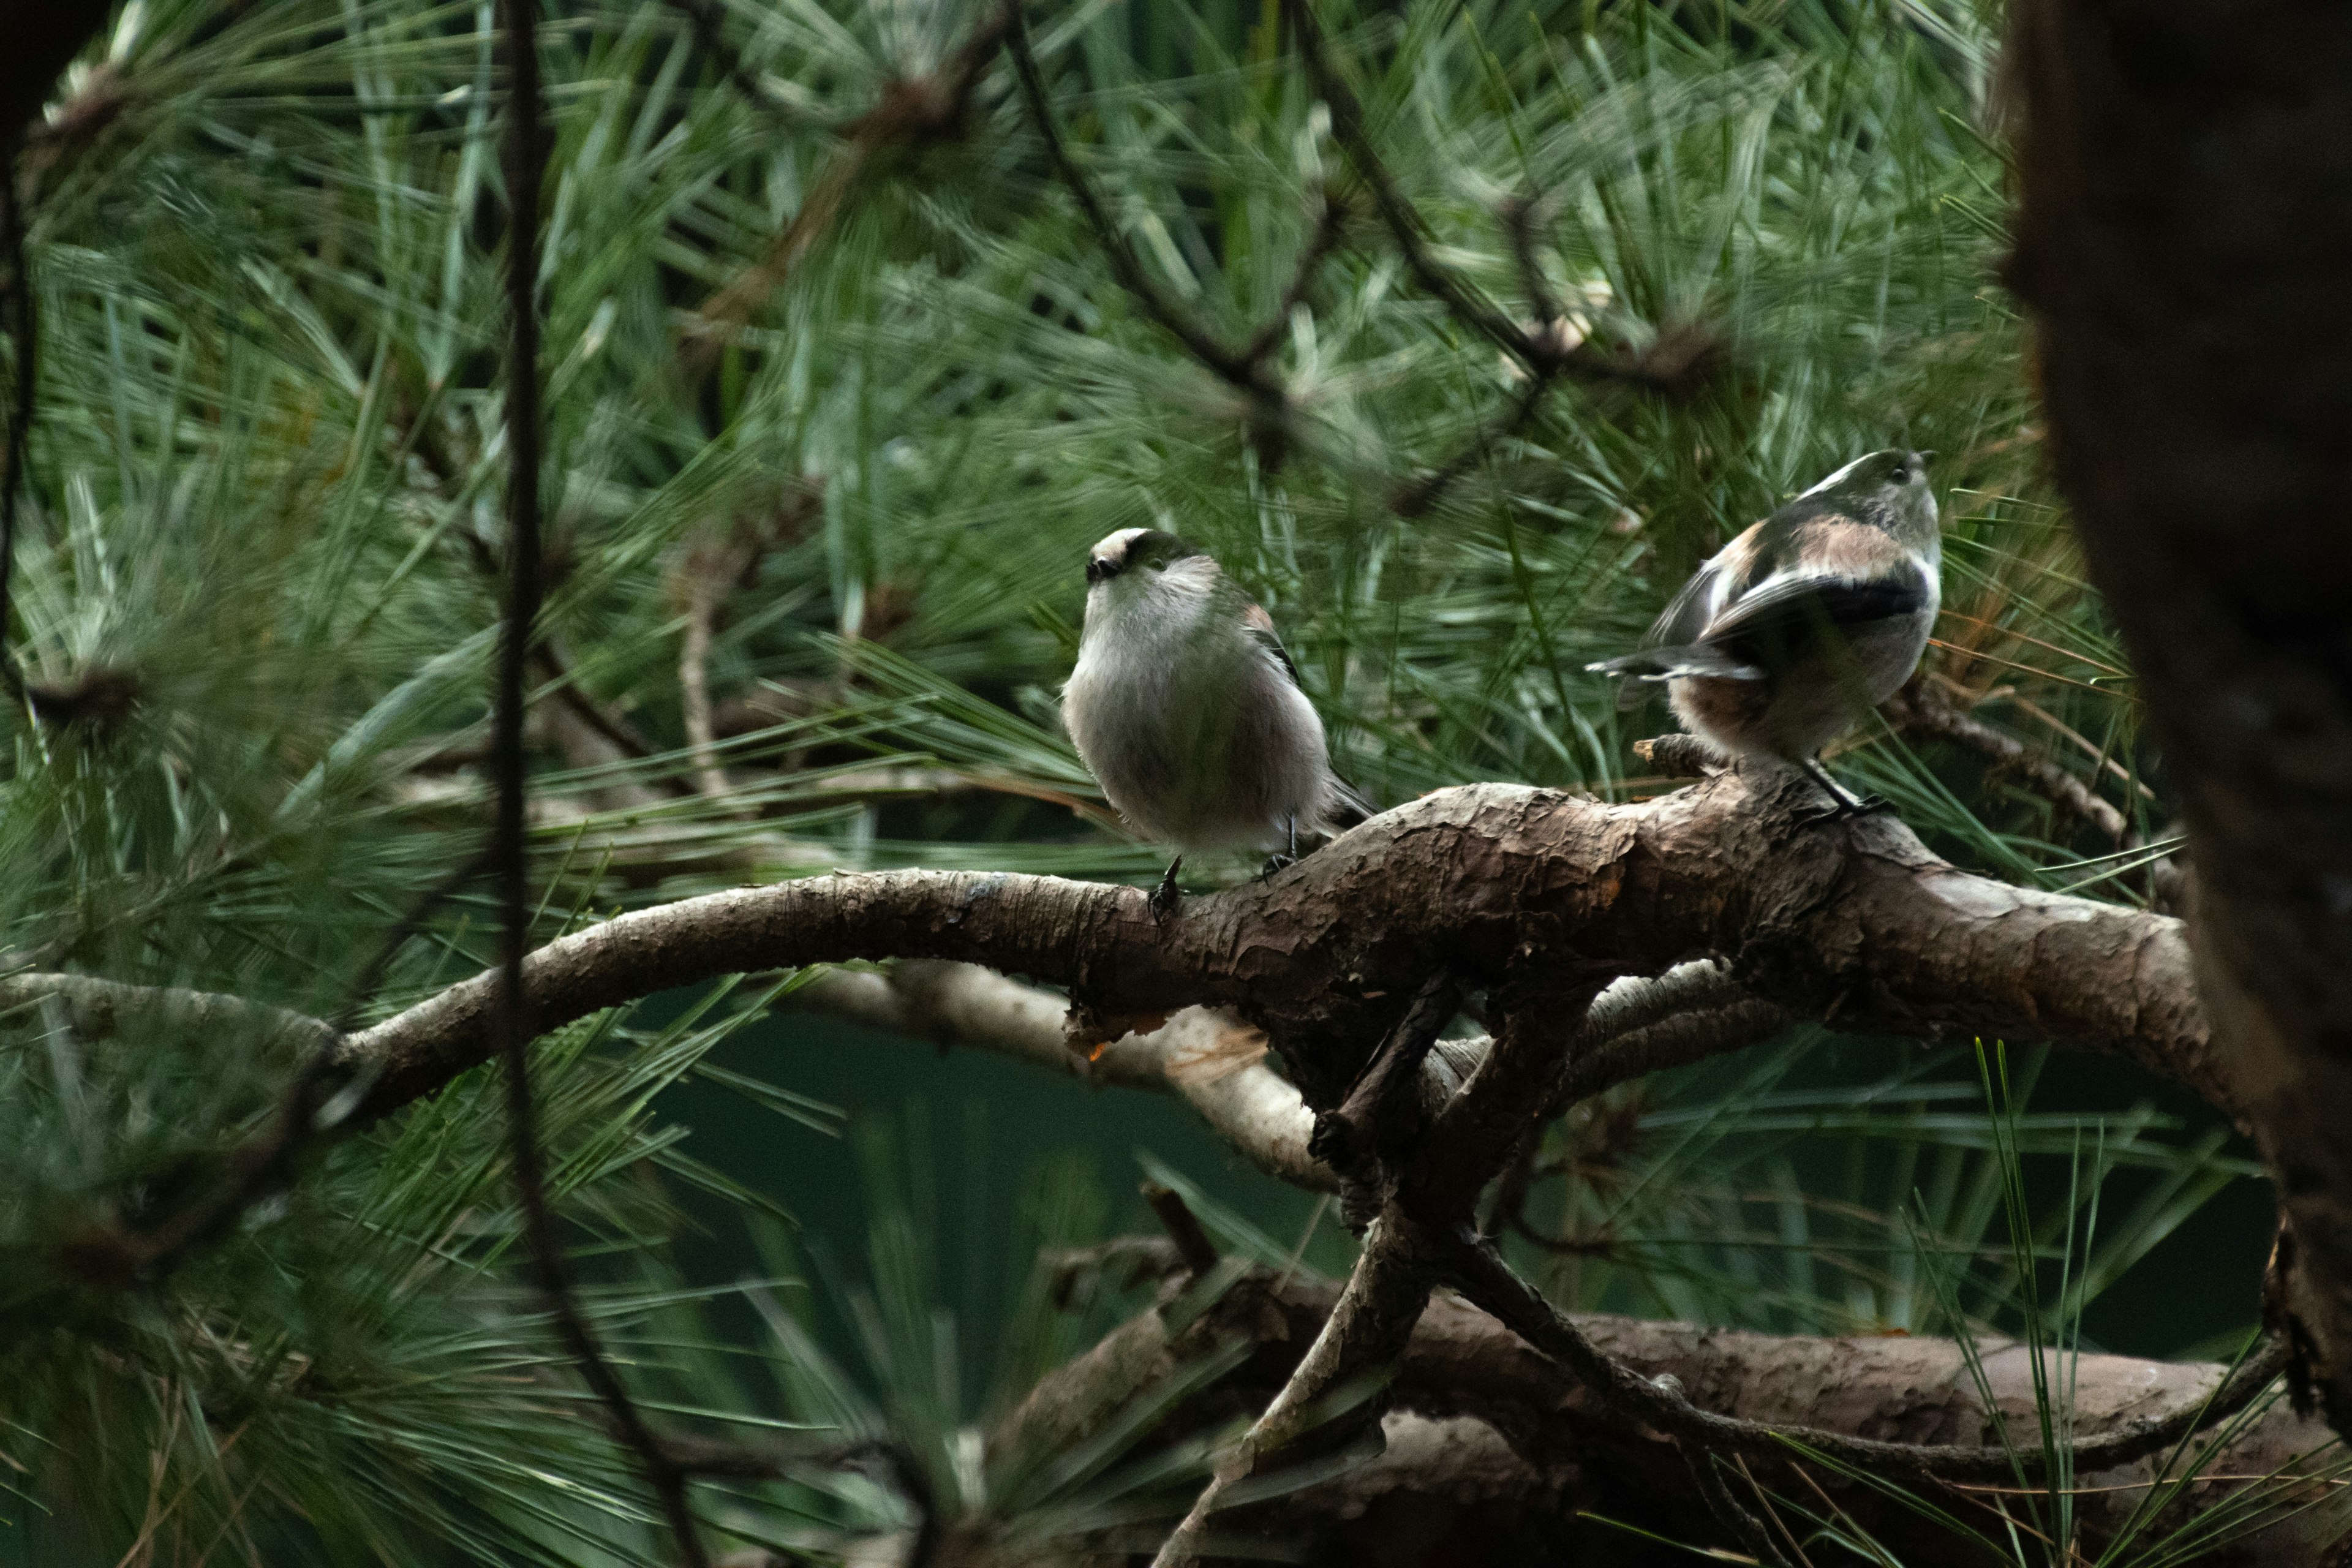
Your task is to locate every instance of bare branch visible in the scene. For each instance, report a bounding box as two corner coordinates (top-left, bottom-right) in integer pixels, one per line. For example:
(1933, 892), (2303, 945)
(1884, 676), (2134, 846)
(1283, 0), (1540, 370)
(1003, 1259), (2332, 1564)
(1444, 1231), (2291, 1486)
(491, 9), (707, 1562)
(1005, 13), (1278, 399)
(1308, 971), (1458, 1183)
(1387, 365), (1556, 519)
(660, 0), (811, 125)
(687, 2), (1021, 360)
(0, 137), (33, 693)
(1151, 1216), (1438, 1568)
(786, 963), (1333, 1191)
(1233, 190), (1347, 369)
(336, 766), (2230, 1136)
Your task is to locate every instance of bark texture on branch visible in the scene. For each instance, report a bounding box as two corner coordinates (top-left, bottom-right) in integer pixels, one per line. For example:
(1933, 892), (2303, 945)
(341, 766), (2223, 1128)
(2007, 0), (2352, 1428)
(992, 1263), (2339, 1567)
(789, 963), (1334, 1191)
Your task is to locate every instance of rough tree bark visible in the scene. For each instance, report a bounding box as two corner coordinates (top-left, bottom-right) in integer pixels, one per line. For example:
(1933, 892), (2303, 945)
(20, 755), (2302, 1557)
(2008, 0), (2352, 1431)
(341, 766), (2223, 1125)
(989, 1265), (2340, 1567)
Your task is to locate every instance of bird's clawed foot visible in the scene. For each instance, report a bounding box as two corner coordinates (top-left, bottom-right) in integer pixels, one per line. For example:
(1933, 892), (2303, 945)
(1257, 852), (1296, 881)
(1148, 858), (1184, 925)
(1798, 761), (1896, 826)
(1795, 793), (1897, 827)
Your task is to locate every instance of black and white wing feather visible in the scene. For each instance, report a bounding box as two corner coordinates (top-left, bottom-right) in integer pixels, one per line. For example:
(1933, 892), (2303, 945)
(1245, 601), (1374, 829)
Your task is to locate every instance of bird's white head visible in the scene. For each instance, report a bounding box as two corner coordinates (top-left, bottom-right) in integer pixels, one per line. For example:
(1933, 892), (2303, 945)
(1083, 528), (1217, 621)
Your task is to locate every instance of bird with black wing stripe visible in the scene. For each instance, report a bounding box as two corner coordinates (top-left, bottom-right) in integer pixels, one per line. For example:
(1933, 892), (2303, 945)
(1062, 528), (1370, 921)
(1588, 450), (1940, 818)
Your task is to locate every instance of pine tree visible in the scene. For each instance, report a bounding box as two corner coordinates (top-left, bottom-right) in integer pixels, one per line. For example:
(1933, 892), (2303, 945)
(0, 2), (2335, 1564)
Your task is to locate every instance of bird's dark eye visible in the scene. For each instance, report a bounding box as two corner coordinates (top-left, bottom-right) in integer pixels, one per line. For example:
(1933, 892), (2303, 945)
(1890, 464), (1909, 484)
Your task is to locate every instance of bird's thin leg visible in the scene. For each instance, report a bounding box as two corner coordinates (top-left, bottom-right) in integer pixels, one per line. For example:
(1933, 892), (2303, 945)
(1797, 759), (1894, 824)
(1261, 816), (1298, 881)
(1148, 857), (1185, 924)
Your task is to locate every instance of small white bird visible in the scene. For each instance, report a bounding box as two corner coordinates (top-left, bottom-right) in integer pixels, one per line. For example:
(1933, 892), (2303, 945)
(1062, 527), (1366, 919)
(1587, 449), (1941, 816)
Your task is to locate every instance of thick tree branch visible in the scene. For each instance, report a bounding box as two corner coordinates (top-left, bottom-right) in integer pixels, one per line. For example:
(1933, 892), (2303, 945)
(2007, 0), (2352, 1429)
(788, 962), (1335, 1192)
(1447, 1232), (2290, 1486)
(1001, 1261), (2330, 1566)
(337, 766), (2225, 1131)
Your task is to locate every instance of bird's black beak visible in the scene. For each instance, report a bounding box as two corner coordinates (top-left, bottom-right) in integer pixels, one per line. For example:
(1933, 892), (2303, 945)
(1086, 558), (1114, 585)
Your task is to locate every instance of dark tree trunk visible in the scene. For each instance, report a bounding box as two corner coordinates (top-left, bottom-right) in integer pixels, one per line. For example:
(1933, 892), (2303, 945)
(2007, 0), (2352, 1431)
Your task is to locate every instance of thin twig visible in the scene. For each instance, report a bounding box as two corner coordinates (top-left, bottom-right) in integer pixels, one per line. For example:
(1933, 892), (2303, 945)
(0, 138), (33, 693)
(540, 641), (674, 773)
(662, 0), (806, 123)
(1501, 194), (1561, 331)
(1283, 0), (1540, 370)
(1444, 1232), (2291, 1487)
(1286, 26), (1569, 520)
(28, 841), (491, 1288)
(669, 506), (799, 804)
(1141, 1182), (1221, 1280)
(1006, 12), (1279, 400)
(1233, 189), (1347, 369)
(678, 568), (731, 801)
(686, 1), (1020, 359)
(1308, 970), (1458, 1182)
(1152, 1217), (1434, 1568)
(1286, 2), (1722, 516)
(491, 8), (710, 1566)
(1388, 364), (1555, 518)
(1688, 1445), (1800, 1568)
(1885, 677), (2133, 846)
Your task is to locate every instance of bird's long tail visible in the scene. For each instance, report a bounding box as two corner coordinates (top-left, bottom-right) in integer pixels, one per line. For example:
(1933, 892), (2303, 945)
(1325, 775), (1377, 832)
(1586, 644), (1764, 711)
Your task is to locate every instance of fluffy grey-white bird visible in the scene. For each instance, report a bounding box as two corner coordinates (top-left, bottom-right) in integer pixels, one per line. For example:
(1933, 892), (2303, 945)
(1062, 527), (1365, 919)
(1587, 449), (1940, 815)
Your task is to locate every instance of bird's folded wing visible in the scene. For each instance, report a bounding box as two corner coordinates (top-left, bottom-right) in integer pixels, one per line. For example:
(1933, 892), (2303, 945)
(1700, 569), (1929, 647)
(1242, 601), (1305, 687)
(1640, 524), (1762, 651)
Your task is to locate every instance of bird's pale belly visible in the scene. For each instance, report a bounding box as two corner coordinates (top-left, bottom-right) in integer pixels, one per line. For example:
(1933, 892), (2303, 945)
(1671, 610), (1929, 764)
(1065, 660), (1322, 853)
